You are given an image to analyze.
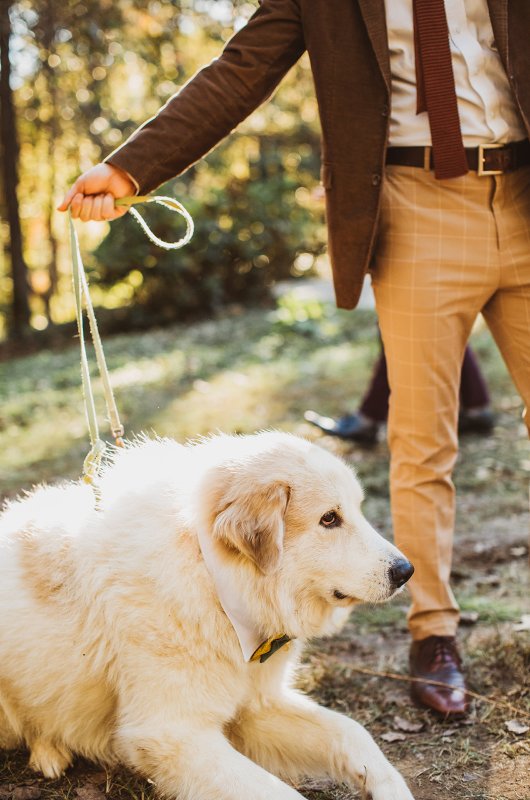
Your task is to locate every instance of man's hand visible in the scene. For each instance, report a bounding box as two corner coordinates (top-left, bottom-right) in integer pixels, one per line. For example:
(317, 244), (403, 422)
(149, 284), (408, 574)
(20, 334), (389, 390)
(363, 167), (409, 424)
(58, 163), (137, 221)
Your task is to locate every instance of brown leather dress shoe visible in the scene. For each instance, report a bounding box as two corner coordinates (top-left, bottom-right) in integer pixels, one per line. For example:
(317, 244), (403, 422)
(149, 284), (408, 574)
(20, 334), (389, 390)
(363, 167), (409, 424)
(409, 636), (469, 716)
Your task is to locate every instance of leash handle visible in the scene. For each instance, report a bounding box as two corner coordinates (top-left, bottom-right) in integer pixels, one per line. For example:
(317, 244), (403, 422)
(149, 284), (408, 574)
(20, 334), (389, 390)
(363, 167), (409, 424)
(115, 195), (194, 250)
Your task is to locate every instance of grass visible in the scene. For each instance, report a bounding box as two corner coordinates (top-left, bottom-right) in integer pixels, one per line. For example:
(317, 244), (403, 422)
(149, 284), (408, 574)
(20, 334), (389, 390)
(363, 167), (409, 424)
(1, 291), (529, 799)
(0, 300), (380, 497)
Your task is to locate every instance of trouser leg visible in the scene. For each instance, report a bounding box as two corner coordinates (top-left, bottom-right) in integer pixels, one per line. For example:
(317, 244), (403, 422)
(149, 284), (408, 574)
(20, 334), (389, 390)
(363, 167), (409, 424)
(371, 165), (499, 639)
(373, 277), (473, 638)
(482, 166), (530, 436)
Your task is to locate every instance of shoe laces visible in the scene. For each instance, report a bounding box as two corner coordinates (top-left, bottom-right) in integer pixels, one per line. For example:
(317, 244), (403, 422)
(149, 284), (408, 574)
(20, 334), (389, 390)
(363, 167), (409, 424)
(430, 637), (461, 668)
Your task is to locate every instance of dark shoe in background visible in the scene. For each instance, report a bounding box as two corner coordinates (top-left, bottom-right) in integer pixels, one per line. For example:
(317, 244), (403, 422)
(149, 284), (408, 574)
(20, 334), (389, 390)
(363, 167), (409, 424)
(458, 407), (495, 435)
(409, 635), (469, 716)
(306, 406), (494, 442)
(304, 410), (379, 445)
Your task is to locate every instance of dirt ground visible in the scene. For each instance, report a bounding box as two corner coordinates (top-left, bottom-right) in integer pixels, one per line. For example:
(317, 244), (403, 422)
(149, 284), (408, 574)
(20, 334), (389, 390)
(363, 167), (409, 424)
(300, 521), (530, 800)
(1, 307), (529, 800)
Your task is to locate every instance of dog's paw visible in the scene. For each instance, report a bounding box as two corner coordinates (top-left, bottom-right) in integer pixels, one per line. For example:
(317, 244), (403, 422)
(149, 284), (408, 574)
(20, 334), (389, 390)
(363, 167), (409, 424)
(364, 768), (415, 800)
(29, 740), (72, 779)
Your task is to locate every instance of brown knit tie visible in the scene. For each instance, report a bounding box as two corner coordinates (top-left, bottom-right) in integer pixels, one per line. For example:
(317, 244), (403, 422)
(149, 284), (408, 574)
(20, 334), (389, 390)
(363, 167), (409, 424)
(413, 0), (469, 179)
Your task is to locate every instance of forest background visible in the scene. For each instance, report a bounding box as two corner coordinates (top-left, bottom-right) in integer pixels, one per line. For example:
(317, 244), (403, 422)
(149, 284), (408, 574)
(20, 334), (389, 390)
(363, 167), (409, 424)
(1, 3), (529, 798)
(0, 0), (325, 343)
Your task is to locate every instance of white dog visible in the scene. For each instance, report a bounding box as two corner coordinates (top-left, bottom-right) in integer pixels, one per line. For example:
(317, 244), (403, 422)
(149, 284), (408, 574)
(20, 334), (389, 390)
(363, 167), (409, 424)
(0, 432), (415, 800)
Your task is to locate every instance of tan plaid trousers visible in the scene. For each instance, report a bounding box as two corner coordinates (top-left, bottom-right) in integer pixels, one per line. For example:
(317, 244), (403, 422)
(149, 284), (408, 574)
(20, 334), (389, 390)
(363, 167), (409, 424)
(371, 163), (530, 640)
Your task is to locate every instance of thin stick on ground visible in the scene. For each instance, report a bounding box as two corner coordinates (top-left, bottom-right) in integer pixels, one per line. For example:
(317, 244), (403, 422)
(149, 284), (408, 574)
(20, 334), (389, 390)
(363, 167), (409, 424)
(349, 665), (530, 719)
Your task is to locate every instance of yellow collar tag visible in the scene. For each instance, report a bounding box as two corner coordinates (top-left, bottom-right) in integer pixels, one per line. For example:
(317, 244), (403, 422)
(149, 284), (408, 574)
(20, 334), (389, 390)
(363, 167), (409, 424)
(250, 634), (292, 663)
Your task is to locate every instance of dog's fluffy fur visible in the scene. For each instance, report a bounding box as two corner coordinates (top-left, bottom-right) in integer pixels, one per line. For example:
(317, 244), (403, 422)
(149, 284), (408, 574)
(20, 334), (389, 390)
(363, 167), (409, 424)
(0, 432), (414, 799)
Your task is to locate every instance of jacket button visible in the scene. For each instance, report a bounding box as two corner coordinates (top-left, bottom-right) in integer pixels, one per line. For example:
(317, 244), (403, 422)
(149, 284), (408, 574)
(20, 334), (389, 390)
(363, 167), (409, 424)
(372, 173), (382, 186)
(381, 104), (389, 116)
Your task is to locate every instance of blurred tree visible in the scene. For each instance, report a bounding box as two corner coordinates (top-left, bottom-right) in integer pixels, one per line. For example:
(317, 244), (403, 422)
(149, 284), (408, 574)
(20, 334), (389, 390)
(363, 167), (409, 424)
(4, 0), (325, 339)
(31, 0), (59, 321)
(0, 1), (31, 336)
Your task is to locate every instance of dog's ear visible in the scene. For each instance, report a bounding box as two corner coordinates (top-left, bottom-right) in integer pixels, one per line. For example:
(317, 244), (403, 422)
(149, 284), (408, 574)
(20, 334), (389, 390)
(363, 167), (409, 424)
(212, 483), (290, 574)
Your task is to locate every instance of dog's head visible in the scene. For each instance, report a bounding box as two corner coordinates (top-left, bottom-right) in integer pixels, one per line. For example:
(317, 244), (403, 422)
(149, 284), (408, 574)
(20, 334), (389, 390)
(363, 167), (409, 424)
(196, 432), (413, 638)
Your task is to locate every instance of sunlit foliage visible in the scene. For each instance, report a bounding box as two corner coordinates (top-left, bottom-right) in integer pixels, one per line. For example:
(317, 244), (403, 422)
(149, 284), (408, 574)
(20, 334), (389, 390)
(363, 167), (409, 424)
(2, 1), (325, 337)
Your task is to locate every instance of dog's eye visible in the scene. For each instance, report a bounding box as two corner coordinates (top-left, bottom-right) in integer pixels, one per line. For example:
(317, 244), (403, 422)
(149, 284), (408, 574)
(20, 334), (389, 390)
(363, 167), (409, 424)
(320, 511), (340, 528)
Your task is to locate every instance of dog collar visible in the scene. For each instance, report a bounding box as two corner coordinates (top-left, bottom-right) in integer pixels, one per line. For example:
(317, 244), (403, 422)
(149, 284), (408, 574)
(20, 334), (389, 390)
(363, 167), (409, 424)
(250, 634), (292, 663)
(196, 525), (291, 662)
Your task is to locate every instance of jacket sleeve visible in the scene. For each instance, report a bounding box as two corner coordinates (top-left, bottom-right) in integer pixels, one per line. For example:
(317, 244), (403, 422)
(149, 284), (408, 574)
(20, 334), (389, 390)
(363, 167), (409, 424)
(105, 0), (305, 194)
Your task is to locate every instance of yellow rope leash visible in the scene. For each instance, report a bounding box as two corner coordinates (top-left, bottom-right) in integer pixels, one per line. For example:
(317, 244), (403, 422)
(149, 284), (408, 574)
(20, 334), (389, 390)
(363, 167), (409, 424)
(69, 194), (194, 485)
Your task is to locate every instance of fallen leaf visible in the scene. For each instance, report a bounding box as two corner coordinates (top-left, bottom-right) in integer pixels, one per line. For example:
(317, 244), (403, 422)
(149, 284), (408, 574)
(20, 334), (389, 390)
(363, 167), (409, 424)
(476, 574), (500, 586)
(393, 715), (424, 733)
(459, 611), (479, 626)
(380, 731), (407, 743)
(514, 615), (530, 633)
(441, 729), (459, 738)
(86, 773), (107, 787)
(383, 690), (407, 706)
(505, 719), (530, 735)
(462, 773), (479, 783)
(74, 787), (106, 800)
(12, 789), (41, 800)
(450, 568), (471, 580)
(509, 546), (527, 558)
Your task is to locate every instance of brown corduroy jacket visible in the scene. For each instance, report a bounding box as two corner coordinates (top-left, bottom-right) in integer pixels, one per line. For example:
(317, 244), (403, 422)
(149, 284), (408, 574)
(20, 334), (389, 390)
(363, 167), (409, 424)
(107, 0), (530, 309)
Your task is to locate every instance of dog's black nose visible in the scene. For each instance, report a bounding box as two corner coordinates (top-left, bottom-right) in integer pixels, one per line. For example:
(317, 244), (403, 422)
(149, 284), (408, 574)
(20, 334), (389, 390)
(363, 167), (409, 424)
(389, 558), (414, 589)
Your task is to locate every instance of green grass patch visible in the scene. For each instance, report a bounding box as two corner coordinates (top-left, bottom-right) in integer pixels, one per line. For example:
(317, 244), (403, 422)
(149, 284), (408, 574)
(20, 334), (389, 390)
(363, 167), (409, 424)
(459, 596), (524, 624)
(0, 298), (379, 496)
(349, 601), (408, 630)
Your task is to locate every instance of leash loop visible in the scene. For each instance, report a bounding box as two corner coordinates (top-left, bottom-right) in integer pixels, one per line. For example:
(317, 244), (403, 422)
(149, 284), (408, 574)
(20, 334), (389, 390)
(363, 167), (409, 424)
(69, 193), (193, 484)
(115, 195), (194, 250)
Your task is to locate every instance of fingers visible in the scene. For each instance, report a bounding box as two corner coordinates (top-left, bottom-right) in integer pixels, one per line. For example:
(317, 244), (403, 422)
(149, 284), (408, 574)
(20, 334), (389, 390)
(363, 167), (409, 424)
(58, 163), (137, 219)
(69, 192), (128, 221)
(57, 180), (83, 212)
(102, 193), (115, 220)
(78, 195), (102, 222)
(70, 192), (84, 219)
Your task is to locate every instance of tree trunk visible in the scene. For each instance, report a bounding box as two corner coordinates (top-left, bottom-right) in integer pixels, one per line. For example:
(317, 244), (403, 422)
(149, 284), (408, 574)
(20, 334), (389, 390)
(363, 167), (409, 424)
(41, 0), (59, 322)
(0, 1), (31, 336)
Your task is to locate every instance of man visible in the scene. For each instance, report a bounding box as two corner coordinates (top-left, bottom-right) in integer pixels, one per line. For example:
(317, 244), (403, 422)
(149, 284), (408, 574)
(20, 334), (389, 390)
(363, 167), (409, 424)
(60, 0), (530, 715)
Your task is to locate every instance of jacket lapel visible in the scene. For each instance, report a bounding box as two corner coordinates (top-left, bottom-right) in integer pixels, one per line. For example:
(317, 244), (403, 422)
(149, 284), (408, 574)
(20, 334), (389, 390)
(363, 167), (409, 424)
(357, 0), (391, 91)
(486, 0), (508, 64)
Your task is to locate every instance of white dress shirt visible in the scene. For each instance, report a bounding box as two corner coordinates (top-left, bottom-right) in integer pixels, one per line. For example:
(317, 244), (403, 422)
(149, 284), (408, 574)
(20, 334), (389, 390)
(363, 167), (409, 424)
(384, 0), (527, 146)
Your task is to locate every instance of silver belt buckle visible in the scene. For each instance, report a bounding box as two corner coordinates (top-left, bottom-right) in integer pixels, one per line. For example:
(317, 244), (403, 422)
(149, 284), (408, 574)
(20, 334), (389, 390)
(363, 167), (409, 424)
(477, 143), (505, 176)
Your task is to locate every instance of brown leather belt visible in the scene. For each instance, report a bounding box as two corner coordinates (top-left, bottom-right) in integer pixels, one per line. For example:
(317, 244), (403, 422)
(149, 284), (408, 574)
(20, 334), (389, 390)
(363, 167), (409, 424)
(386, 140), (530, 176)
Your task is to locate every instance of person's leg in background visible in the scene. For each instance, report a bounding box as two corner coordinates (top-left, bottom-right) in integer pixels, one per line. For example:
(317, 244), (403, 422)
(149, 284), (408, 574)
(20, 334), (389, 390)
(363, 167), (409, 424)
(358, 348), (391, 424)
(458, 347), (495, 433)
(306, 342), (494, 443)
(372, 164), (502, 715)
(304, 350), (388, 445)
